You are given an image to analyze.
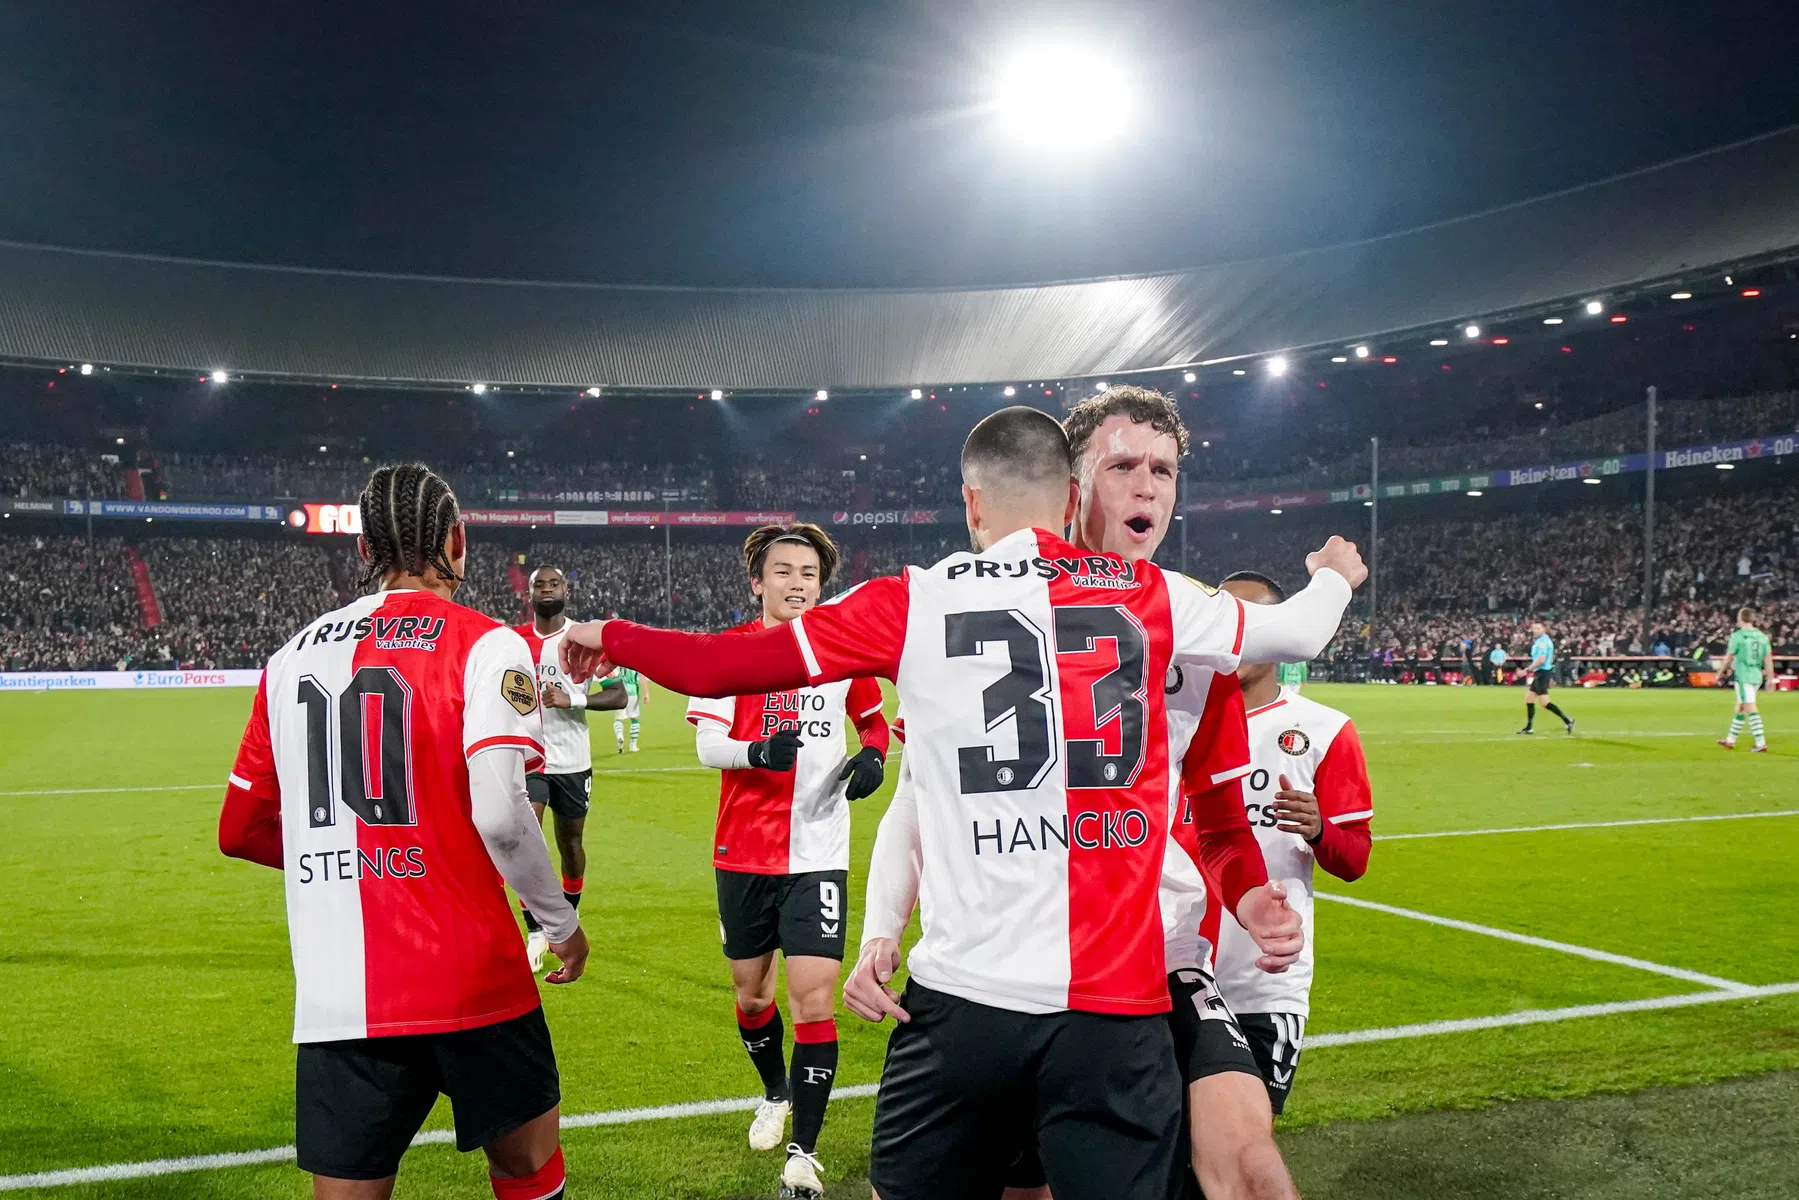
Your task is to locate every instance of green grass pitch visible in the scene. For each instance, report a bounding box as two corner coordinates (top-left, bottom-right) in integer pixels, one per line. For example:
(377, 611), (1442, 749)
(0, 682), (1795, 1198)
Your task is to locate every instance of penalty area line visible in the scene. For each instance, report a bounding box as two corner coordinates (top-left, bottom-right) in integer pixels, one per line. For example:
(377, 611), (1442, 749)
(1373, 809), (1799, 842)
(7, 989), (1799, 1191)
(1316, 891), (1753, 992)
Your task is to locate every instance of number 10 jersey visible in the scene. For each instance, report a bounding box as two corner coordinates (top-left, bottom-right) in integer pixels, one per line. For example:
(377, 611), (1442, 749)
(228, 588), (549, 1044)
(787, 526), (1246, 1016)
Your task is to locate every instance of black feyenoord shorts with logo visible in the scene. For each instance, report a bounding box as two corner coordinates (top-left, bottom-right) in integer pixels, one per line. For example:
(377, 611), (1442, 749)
(295, 1007), (559, 1180)
(1236, 1012), (1307, 1114)
(1164, 968), (1262, 1086)
(715, 867), (848, 961)
(1529, 668), (1554, 696)
(527, 769), (592, 820)
(1004, 969), (1262, 1192)
(870, 981), (1182, 1200)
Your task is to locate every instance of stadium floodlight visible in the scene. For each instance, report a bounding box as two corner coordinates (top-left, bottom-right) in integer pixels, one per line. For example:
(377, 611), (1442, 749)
(1543, 317), (1563, 325)
(1354, 345), (1371, 358)
(115, 436), (125, 445)
(1715, 462), (1735, 470)
(1201, 440), (1210, 447)
(1270, 508), (1283, 515)
(1095, 381), (1109, 391)
(1330, 356), (1348, 363)
(210, 369), (230, 384)
(471, 382), (487, 394)
(1582, 477), (1602, 484)
(318, 445), (327, 452)
(1428, 338), (1448, 346)
(1670, 291), (1692, 300)
(815, 389), (829, 401)
(992, 44), (1136, 152)
(1463, 324), (1481, 339)
(506, 449), (515, 457)
(1231, 369), (1246, 376)
(710, 389), (724, 401)
(1183, 371), (1197, 383)
(1363, 500), (1374, 507)
(1266, 356), (1289, 377)
(586, 386), (601, 397)
(1003, 385), (1017, 397)
(910, 388), (923, 400)
(1466, 490), (1483, 497)
(79, 363), (93, 375)
(1584, 300), (1604, 315)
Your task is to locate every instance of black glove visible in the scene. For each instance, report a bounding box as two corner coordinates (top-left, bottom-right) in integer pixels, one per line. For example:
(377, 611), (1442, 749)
(839, 746), (886, 801)
(748, 729), (802, 772)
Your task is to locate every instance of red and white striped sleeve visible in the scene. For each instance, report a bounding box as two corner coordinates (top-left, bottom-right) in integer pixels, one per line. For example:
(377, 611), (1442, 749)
(220, 673), (283, 869)
(463, 626), (546, 774)
(1310, 720), (1372, 881)
(788, 575), (909, 685)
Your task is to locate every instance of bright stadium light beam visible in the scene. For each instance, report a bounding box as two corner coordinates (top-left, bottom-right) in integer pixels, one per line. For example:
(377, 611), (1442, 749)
(991, 43), (1136, 151)
(1266, 356), (1289, 377)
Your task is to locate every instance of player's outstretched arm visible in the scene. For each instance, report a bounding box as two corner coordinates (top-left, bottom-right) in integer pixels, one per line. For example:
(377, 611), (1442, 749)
(559, 617), (812, 696)
(468, 747), (586, 983)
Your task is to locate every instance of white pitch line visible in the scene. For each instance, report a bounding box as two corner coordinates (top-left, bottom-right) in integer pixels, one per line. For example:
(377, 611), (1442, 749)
(11, 983), (1799, 1193)
(1307, 981), (1799, 1048)
(1374, 809), (1799, 842)
(0, 783), (220, 797)
(1316, 892), (1753, 992)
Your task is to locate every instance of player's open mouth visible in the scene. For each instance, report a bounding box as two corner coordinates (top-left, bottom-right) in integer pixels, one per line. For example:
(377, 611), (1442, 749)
(1124, 516), (1154, 535)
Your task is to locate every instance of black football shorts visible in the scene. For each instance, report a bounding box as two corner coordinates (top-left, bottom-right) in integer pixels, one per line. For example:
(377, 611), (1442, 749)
(1529, 668), (1554, 696)
(715, 868), (849, 961)
(870, 982), (1182, 1200)
(1236, 1012), (1308, 1115)
(295, 1007), (559, 1180)
(527, 770), (591, 820)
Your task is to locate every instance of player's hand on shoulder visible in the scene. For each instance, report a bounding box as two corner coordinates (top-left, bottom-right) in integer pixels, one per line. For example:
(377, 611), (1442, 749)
(1271, 774), (1323, 841)
(557, 619), (612, 683)
(843, 937), (909, 1024)
(1305, 535), (1368, 589)
(1237, 880), (1305, 974)
(545, 926), (589, 985)
(542, 683), (571, 709)
(749, 729), (803, 772)
(839, 746), (885, 801)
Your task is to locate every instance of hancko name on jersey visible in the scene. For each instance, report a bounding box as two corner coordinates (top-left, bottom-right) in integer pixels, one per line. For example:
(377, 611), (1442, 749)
(973, 807), (1153, 855)
(946, 555), (1141, 589)
(296, 614), (449, 653)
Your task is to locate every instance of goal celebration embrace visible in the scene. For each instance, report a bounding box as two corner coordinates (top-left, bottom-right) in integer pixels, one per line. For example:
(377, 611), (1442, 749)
(6, 18), (1799, 1197)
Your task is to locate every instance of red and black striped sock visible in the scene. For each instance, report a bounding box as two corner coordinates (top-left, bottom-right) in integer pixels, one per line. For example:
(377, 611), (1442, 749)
(789, 1019), (838, 1154)
(561, 875), (583, 912)
(491, 1145), (565, 1200)
(737, 1003), (789, 1102)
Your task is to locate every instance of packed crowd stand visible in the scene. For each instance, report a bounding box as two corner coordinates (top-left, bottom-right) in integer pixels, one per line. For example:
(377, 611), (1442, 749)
(9, 390), (1799, 517)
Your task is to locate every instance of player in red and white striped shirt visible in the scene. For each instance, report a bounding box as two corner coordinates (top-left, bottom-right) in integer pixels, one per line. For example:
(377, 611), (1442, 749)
(1212, 571), (1373, 1119)
(684, 524), (890, 1197)
(850, 390), (1315, 1200)
(559, 409), (1363, 1200)
(219, 465), (584, 1200)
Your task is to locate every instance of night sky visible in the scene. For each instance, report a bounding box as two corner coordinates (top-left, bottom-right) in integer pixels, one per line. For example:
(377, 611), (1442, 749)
(2, 0), (1796, 288)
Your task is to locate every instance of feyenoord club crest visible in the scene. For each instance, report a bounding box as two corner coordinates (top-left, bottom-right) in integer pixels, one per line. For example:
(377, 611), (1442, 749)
(1277, 728), (1310, 756)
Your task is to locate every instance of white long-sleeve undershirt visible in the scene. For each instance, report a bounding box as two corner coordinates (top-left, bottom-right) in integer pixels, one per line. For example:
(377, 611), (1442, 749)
(1237, 567), (1351, 665)
(860, 756), (921, 947)
(694, 720), (754, 770)
(468, 746), (580, 943)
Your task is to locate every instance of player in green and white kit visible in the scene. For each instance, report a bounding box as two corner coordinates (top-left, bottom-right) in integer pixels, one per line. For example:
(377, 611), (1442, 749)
(609, 666), (645, 752)
(1276, 660), (1309, 691)
(1718, 606), (1772, 752)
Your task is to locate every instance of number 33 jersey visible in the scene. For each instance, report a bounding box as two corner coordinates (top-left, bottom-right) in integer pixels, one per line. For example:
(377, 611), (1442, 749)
(788, 526), (1246, 1016)
(228, 588), (548, 1044)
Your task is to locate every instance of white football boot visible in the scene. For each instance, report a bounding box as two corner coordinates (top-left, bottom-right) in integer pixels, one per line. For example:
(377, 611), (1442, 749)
(748, 1097), (790, 1151)
(525, 931), (549, 973)
(779, 1145), (824, 1199)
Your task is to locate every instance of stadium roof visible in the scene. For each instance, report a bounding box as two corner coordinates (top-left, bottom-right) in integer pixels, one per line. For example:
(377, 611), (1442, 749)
(3, 126), (1799, 393)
